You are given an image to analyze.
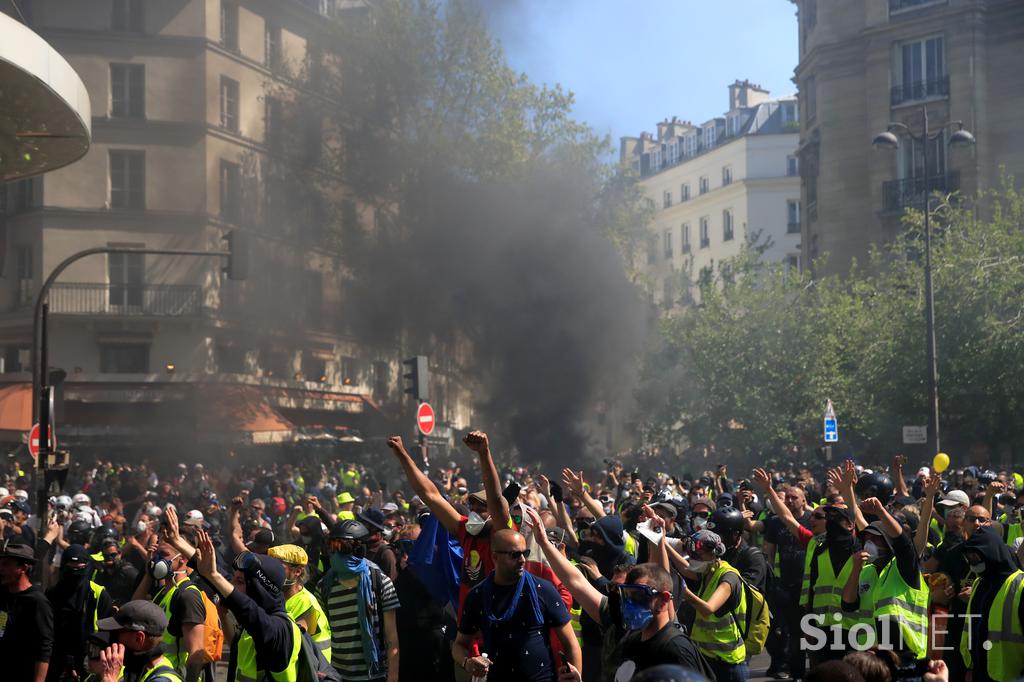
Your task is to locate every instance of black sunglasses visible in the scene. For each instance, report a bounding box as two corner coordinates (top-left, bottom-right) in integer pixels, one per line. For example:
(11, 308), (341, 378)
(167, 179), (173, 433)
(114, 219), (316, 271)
(494, 549), (530, 560)
(692, 511), (711, 519)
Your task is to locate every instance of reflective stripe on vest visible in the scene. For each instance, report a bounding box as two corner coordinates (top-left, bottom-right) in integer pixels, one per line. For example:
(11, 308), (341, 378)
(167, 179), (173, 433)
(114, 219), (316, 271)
(961, 571), (1024, 681)
(1007, 524), (1024, 548)
(235, 620), (302, 682)
(868, 559), (929, 659)
(805, 545), (871, 633)
(690, 560), (746, 664)
(285, 587), (332, 663)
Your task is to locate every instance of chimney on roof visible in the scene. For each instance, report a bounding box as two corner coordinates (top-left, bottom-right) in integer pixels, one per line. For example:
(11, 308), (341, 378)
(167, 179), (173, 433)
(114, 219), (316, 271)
(729, 79), (772, 111)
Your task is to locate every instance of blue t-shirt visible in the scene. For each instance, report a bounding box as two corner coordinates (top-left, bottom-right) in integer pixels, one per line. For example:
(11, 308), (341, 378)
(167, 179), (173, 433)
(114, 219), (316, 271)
(458, 573), (570, 682)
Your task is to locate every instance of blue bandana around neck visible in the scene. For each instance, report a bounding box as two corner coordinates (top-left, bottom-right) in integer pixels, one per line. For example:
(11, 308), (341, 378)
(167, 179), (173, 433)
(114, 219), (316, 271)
(481, 569), (544, 626)
(328, 552), (380, 670)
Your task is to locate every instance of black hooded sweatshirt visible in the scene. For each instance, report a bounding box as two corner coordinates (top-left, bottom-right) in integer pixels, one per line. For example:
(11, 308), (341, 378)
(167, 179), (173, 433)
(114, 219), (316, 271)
(222, 557), (296, 681)
(961, 527), (1024, 682)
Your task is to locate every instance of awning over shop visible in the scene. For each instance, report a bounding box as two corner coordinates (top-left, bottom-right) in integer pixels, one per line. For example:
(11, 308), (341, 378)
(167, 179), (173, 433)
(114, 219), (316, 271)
(0, 383), (33, 433)
(195, 384), (295, 444)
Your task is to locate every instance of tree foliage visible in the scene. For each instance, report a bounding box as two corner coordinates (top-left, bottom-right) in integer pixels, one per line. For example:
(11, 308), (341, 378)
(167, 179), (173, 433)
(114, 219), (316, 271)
(640, 180), (1024, 462)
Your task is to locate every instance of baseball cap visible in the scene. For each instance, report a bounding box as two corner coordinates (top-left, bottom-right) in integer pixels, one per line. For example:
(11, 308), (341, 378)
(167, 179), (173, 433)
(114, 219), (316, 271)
(62, 544), (90, 567)
(249, 529), (275, 548)
(183, 510), (204, 527)
(96, 600), (168, 636)
(8, 499), (30, 514)
(0, 540), (35, 564)
(268, 543), (309, 566)
(938, 490), (970, 507)
(651, 501), (678, 519)
(358, 508), (387, 532)
(690, 497), (717, 512)
(917, 467), (930, 477)
(381, 502), (400, 515)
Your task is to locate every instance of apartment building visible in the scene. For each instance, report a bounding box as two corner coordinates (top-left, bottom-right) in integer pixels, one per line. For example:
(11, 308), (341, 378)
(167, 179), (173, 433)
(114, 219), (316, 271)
(793, 0), (1024, 274)
(621, 81), (801, 309)
(0, 0), (473, 455)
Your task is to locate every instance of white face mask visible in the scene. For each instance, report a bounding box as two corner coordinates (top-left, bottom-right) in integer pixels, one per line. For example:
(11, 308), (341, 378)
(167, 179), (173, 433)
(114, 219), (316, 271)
(864, 542), (880, 562)
(687, 559), (710, 574)
(692, 517), (707, 530)
(466, 512), (486, 536)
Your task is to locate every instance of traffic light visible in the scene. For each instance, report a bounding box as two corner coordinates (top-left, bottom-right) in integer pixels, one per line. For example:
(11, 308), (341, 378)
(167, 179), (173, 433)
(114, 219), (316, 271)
(402, 356), (429, 402)
(223, 230), (249, 280)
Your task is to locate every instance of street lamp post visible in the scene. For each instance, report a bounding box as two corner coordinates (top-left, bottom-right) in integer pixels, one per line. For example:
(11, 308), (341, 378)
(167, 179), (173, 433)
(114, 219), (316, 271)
(873, 106), (975, 458)
(31, 240), (247, 533)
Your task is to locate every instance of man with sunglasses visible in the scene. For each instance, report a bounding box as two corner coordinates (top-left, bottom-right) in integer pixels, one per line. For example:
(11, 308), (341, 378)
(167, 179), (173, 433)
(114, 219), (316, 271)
(455, 528), (580, 682)
(93, 539), (139, 607)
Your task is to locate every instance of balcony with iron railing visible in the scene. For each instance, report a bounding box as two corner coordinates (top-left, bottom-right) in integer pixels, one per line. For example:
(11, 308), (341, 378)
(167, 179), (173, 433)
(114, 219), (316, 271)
(882, 170), (960, 212)
(47, 283), (202, 316)
(891, 76), (949, 106)
(890, 0), (947, 14)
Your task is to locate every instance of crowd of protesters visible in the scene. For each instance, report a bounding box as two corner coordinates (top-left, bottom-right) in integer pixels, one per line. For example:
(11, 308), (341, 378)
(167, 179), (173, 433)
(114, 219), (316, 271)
(0, 436), (1022, 682)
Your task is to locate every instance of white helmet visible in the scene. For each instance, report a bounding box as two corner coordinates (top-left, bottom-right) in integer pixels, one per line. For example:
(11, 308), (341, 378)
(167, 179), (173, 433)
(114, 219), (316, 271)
(13, 490), (28, 502)
(0, 487), (8, 498)
(72, 493), (91, 507)
(53, 495), (73, 510)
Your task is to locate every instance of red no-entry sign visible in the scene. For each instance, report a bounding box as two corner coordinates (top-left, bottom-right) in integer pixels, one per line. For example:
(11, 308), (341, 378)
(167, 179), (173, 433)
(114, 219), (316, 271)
(417, 402), (435, 436)
(28, 423), (56, 459)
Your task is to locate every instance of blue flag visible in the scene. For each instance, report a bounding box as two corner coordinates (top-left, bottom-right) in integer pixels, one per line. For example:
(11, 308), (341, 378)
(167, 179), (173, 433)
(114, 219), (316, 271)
(408, 513), (463, 610)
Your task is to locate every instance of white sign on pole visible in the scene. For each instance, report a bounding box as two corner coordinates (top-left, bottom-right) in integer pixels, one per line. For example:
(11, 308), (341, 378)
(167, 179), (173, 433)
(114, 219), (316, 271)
(902, 426), (927, 445)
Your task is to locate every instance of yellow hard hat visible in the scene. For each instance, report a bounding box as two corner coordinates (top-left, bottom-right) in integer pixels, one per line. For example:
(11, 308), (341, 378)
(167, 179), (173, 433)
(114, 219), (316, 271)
(268, 544), (308, 566)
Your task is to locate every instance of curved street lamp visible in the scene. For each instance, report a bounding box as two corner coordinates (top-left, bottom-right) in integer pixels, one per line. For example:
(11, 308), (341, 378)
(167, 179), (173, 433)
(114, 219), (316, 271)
(873, 106), (975, 458)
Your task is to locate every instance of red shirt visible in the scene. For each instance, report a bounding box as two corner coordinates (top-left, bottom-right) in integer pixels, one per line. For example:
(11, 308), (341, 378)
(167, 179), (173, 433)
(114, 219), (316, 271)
(455, 515), (495, 619)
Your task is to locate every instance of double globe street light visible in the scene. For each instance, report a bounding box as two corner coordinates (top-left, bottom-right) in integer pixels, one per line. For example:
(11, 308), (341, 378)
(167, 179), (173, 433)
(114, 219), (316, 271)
(872, 106), (975, 459)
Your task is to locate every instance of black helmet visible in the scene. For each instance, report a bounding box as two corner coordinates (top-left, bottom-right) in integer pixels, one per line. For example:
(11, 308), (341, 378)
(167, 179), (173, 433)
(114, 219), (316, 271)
(67, 519), (92, 545)
(856, 471), (895, 503)
(707, 506), (745, 536)
(90, 524), (119, 549)
(329, 519), (369, 541)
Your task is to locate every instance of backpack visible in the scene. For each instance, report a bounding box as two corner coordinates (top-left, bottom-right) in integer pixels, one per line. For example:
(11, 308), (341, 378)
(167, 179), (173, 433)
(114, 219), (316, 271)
(732, 575), (771, 656)
(295, 625), (342, 682)
(188, 585), (225, 662)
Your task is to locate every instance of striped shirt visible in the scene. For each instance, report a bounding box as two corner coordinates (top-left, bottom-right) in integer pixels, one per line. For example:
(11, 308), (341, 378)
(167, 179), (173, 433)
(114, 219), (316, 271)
(325, 566), (400, 681)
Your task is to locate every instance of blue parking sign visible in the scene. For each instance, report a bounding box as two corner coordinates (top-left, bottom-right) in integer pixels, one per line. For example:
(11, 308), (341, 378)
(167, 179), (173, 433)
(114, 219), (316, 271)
(824, 417), (838, 443)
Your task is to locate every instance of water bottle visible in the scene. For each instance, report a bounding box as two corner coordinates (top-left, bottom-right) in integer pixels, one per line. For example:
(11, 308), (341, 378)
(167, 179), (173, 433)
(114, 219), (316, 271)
(470, 653), (489, 682)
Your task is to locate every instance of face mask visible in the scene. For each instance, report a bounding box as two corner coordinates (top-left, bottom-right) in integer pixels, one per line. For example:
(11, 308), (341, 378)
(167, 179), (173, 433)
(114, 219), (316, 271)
(621, 598), (654, 631)
(687, 559), (709, 574)
(692, 517), (707, 530)
(63, 564), (90, 578)
(465, 512), (486, 536)
(970, 561), (986, 574)
(864, 542), (880, 562)
(382, 528), (394, 542)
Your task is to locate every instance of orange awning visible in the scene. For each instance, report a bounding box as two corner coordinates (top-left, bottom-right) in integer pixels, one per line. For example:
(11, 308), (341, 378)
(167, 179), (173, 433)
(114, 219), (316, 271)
(0, 384), (33, 432)
(195, 384), (295, 443)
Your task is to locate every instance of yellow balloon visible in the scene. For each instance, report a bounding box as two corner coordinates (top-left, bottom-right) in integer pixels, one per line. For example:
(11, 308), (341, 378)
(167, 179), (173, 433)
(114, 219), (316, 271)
(1014, 473), (1023, 490)
(933, 452), (950, 474)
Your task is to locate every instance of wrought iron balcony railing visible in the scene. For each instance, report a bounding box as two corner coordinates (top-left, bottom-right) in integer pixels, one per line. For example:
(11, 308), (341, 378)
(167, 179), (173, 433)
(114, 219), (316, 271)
(891, 76), (949, 106)
(882, 171), (960, 212)
(48, 283), (201, 316)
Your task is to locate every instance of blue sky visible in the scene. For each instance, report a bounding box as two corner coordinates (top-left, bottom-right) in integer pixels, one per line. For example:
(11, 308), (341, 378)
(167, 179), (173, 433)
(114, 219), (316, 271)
(484, 0), (799, 141)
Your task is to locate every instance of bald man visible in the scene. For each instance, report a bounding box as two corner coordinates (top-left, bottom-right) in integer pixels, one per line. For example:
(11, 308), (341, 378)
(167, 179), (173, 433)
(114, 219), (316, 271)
(454, 529), (581, 681)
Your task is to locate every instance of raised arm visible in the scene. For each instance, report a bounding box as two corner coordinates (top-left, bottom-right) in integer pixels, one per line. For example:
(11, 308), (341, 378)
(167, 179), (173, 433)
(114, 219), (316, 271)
(562, 469), (605, 520)
(860, 497), (902, 538)
(387, 436), (461, 535)
(915, 473), (941, 556)
(522, 507), (604, 622)
(463, 431), (510, 528)
(983, 479), (1005, 516)
(228, 497), (247, 557)
(836, 460), (868, 531)
(540, 475), (578, 547)
(892, 455), (910, 498)
(753, 468), (801, 537)
(162, 506), (197, 561)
